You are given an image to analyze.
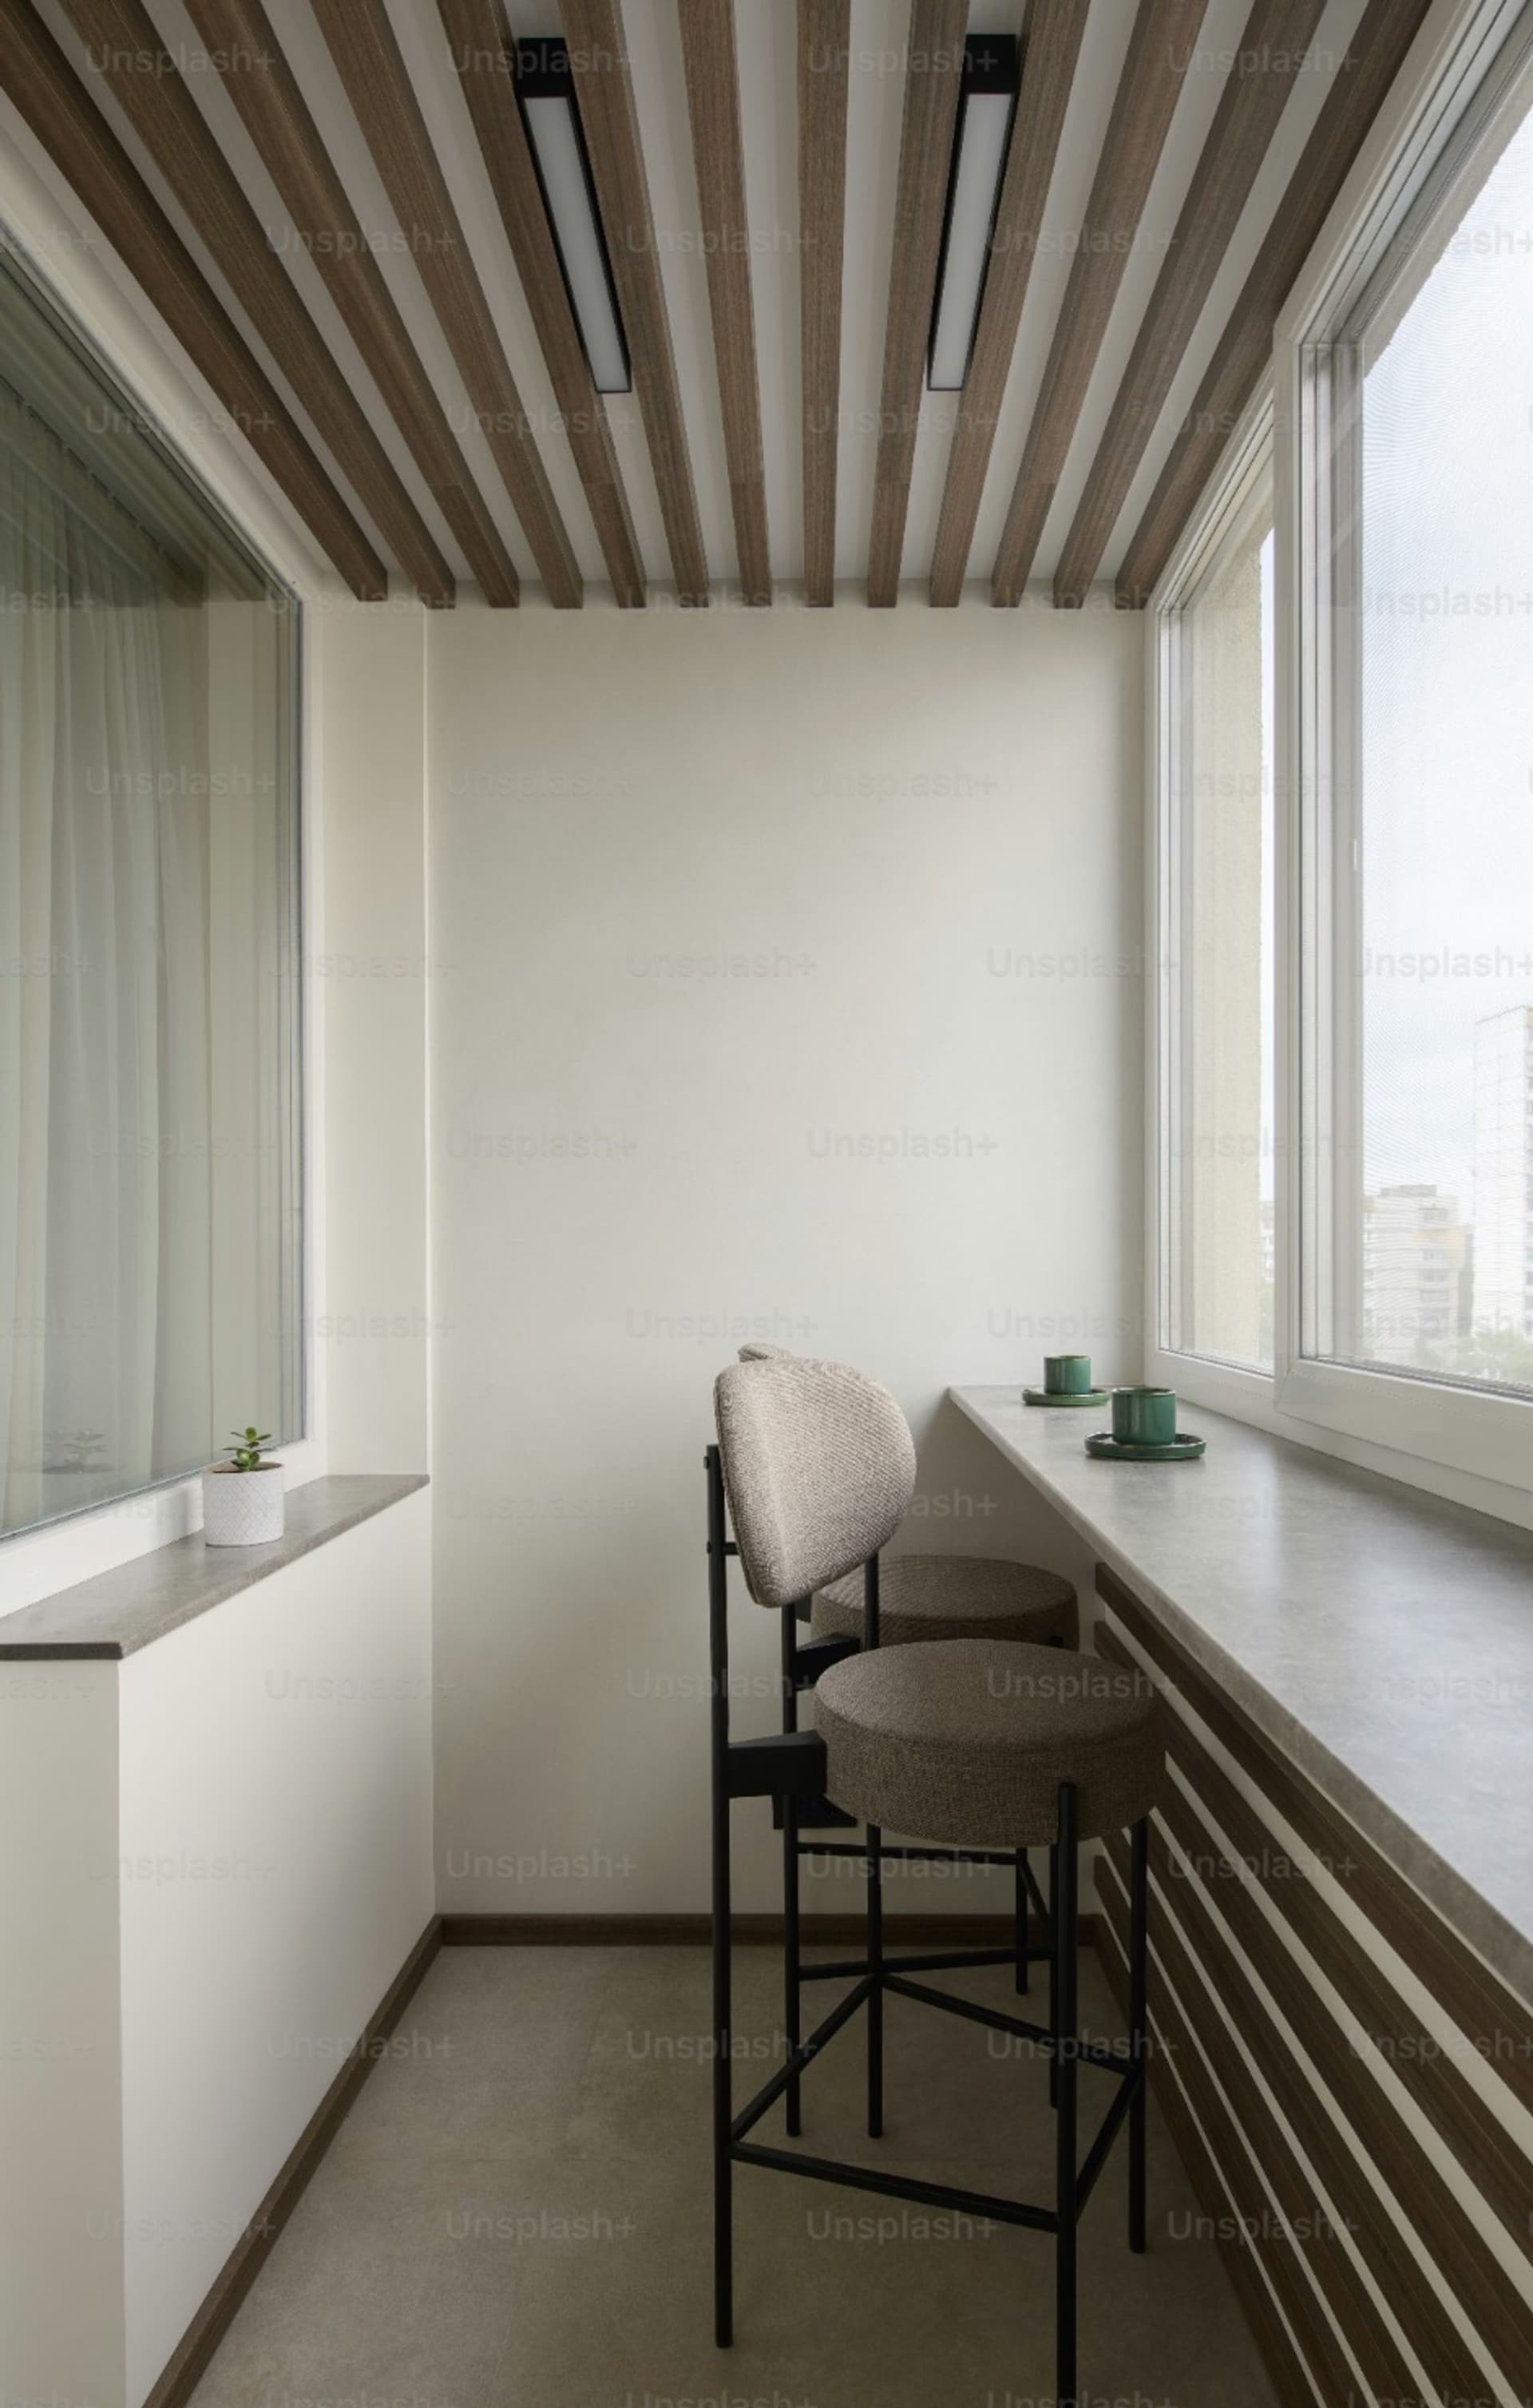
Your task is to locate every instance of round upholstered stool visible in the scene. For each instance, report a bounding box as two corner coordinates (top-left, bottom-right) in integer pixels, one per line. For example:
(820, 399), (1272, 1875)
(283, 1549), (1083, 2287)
(817, 1633), (1165, 2408)
(707, 1349), (1166, 2408)
(813, 1637), (1163, 1848)
(812, 1554), (1077, 1654)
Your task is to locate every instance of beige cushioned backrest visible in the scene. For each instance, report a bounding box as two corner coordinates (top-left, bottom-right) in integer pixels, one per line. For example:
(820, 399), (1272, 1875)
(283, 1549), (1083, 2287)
(714, 1356), (917, 1607)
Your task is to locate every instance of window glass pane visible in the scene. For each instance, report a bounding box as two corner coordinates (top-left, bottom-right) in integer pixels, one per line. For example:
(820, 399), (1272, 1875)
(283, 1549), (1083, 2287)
(1327, 90), (1533, 1395)
(1163, 475), (1276, 1371)
(0, 251), (303, 1538)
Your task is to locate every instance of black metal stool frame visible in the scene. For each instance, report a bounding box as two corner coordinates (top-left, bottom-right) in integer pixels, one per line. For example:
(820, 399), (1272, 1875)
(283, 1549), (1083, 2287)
(774, 1549), (1056, 2137)
(707, 1445), (1151, 2408)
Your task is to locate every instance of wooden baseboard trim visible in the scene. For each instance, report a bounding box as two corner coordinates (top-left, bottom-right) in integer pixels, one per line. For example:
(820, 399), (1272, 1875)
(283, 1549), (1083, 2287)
(143, 1914), (443, 2408)
(440, 1910), (1097, 1947)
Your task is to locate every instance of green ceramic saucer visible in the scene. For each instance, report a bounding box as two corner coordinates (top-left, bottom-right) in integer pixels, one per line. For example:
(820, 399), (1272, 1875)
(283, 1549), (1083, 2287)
(1084, 1432), (1206, 1463)
(1023, 1387), (1113, 1408)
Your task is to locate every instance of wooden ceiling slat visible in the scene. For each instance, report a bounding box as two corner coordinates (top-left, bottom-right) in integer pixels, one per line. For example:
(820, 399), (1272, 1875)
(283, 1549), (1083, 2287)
(990, 0), (1212, 608)
(867, 0), (968, 608)
(307, 0), (582, 608)
(181, 0), (521, 605)
(435, 0), (645, 608)
(1115, 0), (1435, 605)
(679, 0), (770, 604)
(929, 0), (1088, 608)
(562, 0), (710, 606)
(57, 0), (457, 608)
(1054, 0), (1328, 608)
(0, 0), (388, 599)
(797, 0), (850, 608)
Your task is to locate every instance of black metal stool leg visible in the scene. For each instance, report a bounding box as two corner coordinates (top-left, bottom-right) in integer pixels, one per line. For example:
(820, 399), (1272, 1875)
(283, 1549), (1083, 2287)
(1047, 1840), (1060, 2108)
(867, 1821), (884, 2137)
(1129, 1816), (1149, 2253)
(1014, 1848), (1029, 1994)
(707, 1448), (733, 2348)
(1055, 1784), (1079, 2408)
(864, 1554), (883, 2139)
(781, 1606), (802, 2137)
(711, 1808), (733, 2347)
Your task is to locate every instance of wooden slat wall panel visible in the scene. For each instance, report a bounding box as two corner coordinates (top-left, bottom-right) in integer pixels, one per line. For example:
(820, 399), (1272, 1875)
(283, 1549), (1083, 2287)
(1098, 1562), (1533, 2109)
(990, 0), (1211, 606)
(929, 0), (1088, 608)
(866, 0), (967, 606)
(1097, 1630), (1533, 2277)
(563, 0), (711, 605)
(1099, 1875), (1374, 2407)
(183, 0), (522, 605)
(1052, 0), (1327, 607)
(437, 0), (646, 607)
(1114, 0), (1434, 605)
(1093, 1576), (1533, 2408)
(0, 0), (389, 599)
(1097, 1907), (1326, 2408)
(1103, 1817), (1515, 2406)
(797, 0), (850, 608)
(1097, 1858), (1417, 2405)
(308, 0), (583, 608)
(679, 0), (770, 603)
(59, 0), (456, 608)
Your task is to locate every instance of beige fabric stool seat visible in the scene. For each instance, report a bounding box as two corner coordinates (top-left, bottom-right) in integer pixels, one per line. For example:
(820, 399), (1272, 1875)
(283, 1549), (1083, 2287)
(812, 1554), (1077, 1653)
(814, 1638), (1164, 1850)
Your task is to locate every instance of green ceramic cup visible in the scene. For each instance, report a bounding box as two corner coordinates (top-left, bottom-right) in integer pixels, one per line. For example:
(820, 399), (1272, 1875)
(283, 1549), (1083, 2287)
(1111, 1386), (1178, 1447)
(1043, 1353), (1094, 1396)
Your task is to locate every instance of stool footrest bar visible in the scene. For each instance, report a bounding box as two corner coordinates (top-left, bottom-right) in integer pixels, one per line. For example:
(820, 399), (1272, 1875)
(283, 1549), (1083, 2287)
(731, 2141), (1060, 2235)
(1075, 2065), (1144, 2208)
(728, 1974), (874, 2143)
(883, 1972), (1057, 2047)
(801, 1946), (1024, 1982)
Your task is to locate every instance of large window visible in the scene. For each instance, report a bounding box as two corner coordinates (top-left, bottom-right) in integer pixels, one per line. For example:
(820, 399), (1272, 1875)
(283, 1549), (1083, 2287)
(1152, 3), (1533, 1499)
(0, 248), (302, 1539)
(1303, 72), (1533, 1404)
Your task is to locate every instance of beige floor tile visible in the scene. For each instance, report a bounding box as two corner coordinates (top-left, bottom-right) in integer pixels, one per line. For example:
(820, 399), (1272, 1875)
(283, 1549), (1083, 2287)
(188, 1945), (1282, 2408)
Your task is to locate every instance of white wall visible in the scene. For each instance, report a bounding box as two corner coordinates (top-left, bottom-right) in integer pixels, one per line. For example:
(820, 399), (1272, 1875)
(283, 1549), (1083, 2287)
(117, 1488), (433, 2406)
(314, 596), (434, 1478)
(0, 1490), (433, 2408)
(0, 1661), (125, 2408)
(428, 599), (1144, 1917)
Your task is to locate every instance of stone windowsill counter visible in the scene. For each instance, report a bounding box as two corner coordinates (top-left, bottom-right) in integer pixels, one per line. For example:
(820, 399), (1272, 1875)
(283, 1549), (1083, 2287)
(951, 1385), (1533, 2010)
(0, 1472), (429, 1658)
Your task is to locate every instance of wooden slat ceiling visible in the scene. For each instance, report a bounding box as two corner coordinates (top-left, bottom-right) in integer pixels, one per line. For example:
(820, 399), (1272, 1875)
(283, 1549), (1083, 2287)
(0, 0), (1428, 609)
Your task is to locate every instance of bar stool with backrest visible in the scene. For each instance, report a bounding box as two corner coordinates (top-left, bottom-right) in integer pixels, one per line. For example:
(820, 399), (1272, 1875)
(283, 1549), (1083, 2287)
(735, 1341), (1079, 2081)
(708, 1351), (1165, 2408)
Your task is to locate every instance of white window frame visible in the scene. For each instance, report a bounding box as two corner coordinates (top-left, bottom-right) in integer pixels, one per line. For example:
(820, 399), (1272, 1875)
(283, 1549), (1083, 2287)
(1149, 0), (1533, 1513)
(1145, 396), (1276, 1408)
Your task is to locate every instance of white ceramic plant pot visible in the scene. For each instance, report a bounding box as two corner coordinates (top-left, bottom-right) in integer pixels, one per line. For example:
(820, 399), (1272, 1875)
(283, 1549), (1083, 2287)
(201, 1463), (285, 1547)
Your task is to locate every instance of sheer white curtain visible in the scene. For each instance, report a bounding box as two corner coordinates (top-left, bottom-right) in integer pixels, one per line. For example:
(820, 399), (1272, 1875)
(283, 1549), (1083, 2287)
(0, 391), (212, 1533)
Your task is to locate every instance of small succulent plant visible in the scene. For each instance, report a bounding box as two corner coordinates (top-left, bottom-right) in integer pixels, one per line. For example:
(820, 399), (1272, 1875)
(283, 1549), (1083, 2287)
(223, 1427), (275, 1473)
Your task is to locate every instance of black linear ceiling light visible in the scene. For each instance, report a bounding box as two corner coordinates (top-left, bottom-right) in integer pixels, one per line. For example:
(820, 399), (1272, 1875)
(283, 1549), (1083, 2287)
(514, 37), (632, 394)
(929, 34), (1021, 392)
